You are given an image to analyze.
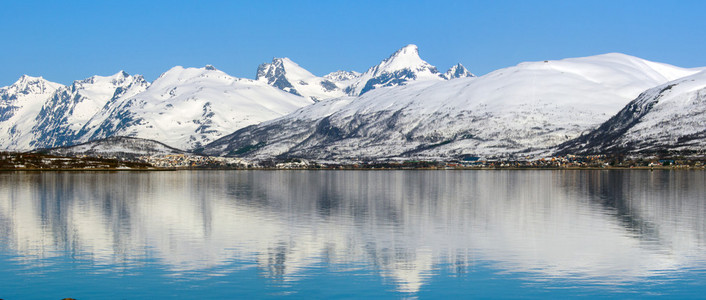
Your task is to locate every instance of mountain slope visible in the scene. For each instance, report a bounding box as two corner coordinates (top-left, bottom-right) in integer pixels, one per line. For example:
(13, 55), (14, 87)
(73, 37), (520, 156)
(556, 71), (706, 155)
(38, 136), (185, 158)
(29, 71), (150, 149)
(201, 53), (699, 160)
(82, 66), (315, 150)
(0, 75), (65, 150)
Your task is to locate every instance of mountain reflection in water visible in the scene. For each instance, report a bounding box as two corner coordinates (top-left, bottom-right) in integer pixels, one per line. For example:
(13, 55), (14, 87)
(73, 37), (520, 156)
(0, 170), (704, 295)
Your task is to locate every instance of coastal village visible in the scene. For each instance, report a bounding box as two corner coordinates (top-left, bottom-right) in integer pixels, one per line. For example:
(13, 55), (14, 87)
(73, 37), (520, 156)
(138, 154), (250, 169)
(4, 151), (704, 170)
(139, 153), (706, 170)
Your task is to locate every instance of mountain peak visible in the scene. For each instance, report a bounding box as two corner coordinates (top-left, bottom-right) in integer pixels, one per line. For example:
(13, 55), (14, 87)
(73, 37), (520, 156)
(377, 44), (430, 73)
(111, 70), (130, 80)
(17, 74), (42, 82)
(347, 44), (442, 95)
(258, 57), (316, 80)
(5, 75), (63, 95)
(13, 74), (57, 86)
(273, 57), (294, 64)
(324, 70), (362, 82)
(392, 44), (419, 56)
(443, 63), (475, 79)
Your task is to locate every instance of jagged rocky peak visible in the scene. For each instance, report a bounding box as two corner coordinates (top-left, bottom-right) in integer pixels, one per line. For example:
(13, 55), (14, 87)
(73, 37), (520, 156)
(25, 70), (153, 149)
(347, 44), (444, 95)
(63, 71), (149, 104)
(0, 75), (65, 151)
(256, 57), (347, 101)
(73, 71), (139, 89)
(3, 75), (64, 96)
(443, 63), (475, 79)
(376, 44), (437, 74)
(324, 70), (361, 82)
(256, 57), (301, 96)
(256, 57), (283, 78)
(256, 57), (317, 81)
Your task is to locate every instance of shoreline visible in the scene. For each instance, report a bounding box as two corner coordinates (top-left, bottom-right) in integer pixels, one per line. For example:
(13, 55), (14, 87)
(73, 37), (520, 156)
(1, 166), (704, 172)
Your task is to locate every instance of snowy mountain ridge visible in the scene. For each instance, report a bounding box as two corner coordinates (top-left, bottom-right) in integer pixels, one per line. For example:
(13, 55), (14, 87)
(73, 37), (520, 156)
(81, 65), (314, 150)
(556, 70), (706, 155)
(257, 44), (474, 98)
(0, 66), (314, 151)
(2, 45), (703, 159)
(0, 76), (65, 149)
(29, 71), (150, 149)
(344, 44), (447, 96)
(256, 57), (347, 102)
(201, 53), (701, 160)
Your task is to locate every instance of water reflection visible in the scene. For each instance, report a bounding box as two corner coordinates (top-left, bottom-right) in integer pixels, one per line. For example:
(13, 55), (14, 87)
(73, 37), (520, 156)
(0, 170), (704, 294)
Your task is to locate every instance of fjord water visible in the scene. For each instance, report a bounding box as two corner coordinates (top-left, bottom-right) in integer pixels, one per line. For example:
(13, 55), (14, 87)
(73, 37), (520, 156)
(1, 170), (705, 298)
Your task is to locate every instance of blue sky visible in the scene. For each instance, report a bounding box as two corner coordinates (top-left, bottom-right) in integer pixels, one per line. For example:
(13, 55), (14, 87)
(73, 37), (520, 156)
(1, 0), (705, 86)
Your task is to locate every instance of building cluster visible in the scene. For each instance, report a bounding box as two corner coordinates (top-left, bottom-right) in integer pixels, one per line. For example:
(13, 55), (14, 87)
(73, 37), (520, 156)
(274, 159), (313, 169)
(138, 154), (250, 169)
(445, 155), (705, 169)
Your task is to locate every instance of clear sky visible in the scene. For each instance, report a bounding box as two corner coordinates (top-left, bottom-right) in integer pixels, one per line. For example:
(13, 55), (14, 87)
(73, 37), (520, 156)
(1, 0), (705, 86)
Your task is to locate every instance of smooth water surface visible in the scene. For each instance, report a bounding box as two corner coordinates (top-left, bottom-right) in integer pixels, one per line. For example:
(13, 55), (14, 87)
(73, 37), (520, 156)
(1, 170), (705, 298)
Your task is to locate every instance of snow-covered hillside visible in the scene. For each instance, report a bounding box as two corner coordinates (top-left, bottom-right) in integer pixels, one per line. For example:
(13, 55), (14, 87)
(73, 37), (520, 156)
(40, 136), (185, 158)
(0, 67), (314, 151)
(29, 71), (150, 149)
(202, 53), (700, 160)
(2, 45), (703, 158)
(82, 66), (315, 150)
(1, 44), (478, 153)
(0, 75), (64, 150)
(556, 71), (706, 155)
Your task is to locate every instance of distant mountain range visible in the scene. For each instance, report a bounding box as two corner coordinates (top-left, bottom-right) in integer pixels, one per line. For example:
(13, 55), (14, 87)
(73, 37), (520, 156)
(201, 50), (702, 160)
(2, 44), (704, 160)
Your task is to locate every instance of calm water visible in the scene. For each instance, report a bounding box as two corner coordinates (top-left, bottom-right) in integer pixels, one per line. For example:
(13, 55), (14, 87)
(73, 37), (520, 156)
(1, 170), (705, 299)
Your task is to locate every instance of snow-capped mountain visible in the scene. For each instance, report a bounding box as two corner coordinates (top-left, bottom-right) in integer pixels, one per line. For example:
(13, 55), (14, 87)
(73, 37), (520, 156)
(556, 70), (706, 155)
(257, 45), (469, 99)
(0, 75), (65, 150)
(344, 44), (446, 96)
(30, 71), (149, 149)
(201, 53), (699, 160)
(323, 70), (361, 82)
(82, 65), (314, 150)
(1, 66), (313, 151)
(442, 63), (475, 79)
(3, 45), (702, 159)
(256, 58), (346, 102)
